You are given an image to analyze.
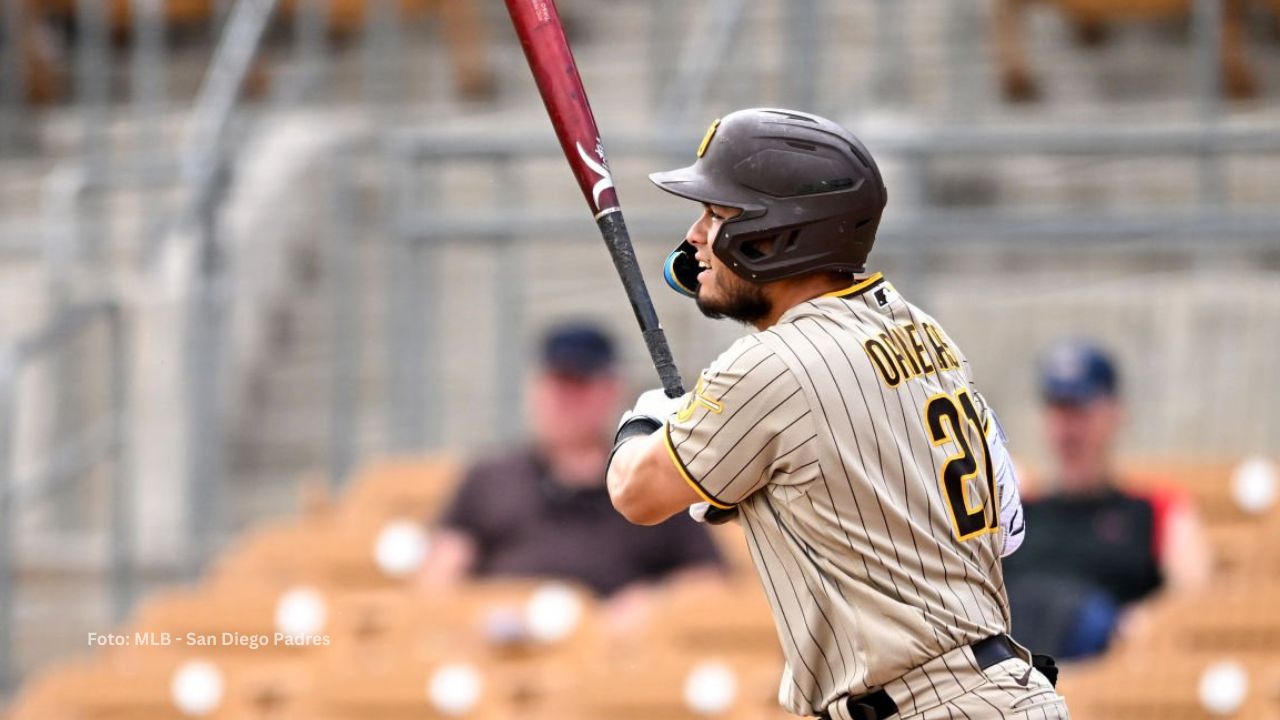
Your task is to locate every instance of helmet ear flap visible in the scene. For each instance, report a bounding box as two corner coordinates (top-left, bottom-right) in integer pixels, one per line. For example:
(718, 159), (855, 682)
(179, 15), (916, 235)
(664, 240), (700, 298)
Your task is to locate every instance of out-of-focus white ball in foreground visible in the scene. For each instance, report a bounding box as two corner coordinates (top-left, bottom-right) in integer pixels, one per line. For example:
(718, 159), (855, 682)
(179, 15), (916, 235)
(525, 583), (583, 643)
(1231, 457), (1277, 515)
(170, 660), (224, 717)
(375, 520), (431, 577)
(1199, 661), (1249, 716)
(684, 660), (738, 716)
(275, 586), (327, 638)
(428, 663), (483, 716)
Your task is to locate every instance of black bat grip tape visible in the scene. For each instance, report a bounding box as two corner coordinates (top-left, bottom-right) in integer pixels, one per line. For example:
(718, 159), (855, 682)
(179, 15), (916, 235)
(642, 327), (684, 399)
(597, 212), (685, 398)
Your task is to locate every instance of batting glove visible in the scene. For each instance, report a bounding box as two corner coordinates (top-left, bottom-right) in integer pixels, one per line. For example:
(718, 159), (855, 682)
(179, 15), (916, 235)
(614, 388), (685, 446)
(608, 388), (683, 483)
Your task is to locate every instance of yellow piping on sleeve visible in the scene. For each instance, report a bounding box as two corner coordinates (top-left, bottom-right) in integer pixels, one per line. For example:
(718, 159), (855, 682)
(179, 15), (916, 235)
(663, 424), (733, 510)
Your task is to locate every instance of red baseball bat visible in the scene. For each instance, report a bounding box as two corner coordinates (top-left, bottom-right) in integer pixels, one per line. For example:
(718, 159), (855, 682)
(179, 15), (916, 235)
(504, 0), (684, 400)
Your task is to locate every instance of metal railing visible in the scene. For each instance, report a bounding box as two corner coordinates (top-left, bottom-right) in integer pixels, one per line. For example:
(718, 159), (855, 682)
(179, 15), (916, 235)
(0, 0), (319, 691)
(0, 300), (132, 692)
(173, 0), (281, 578)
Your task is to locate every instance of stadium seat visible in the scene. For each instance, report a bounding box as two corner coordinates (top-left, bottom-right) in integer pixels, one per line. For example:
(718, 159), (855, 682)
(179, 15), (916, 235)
(211, 516), (344, 589)
(1136, 584), (1280, 659)
(1206, 520), (1280, 580)
(21, 452), (1278, 720)
(311, 643), (514, 719)
(1120, 458), (1273, 526)
(1060, 652), (1277, 720)
(647, 577), (781, 660)
(126, 583), (336, 661)
(339, 456), (461, 525)
(211, 510), (428, 590)
(329, 579), (600, 654)
(9, 650), (315, 720)
(6, 659), (91, 720)
(326, 580), (601, 709)
(532, 645), (785, 720)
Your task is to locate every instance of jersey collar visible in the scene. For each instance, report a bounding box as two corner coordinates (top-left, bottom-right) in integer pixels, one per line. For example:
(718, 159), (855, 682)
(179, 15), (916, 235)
(822, 272), (885, 299)
(774, 273), (890, 326)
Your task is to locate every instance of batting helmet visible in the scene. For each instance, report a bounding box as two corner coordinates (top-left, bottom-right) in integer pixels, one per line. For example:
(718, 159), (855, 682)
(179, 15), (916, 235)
(651, 108), (887, 297)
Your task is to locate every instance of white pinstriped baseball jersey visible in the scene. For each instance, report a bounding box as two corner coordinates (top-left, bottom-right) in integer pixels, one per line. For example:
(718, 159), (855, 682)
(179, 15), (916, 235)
(664, 273), (1016, 717)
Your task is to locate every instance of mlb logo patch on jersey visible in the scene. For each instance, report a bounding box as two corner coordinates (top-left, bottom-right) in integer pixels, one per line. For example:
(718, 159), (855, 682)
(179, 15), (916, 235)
(873, 283), (897, 307)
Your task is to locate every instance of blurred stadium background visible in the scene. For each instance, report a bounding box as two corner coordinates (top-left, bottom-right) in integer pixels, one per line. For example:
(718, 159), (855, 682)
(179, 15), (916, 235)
(0, 0), (1278, 717)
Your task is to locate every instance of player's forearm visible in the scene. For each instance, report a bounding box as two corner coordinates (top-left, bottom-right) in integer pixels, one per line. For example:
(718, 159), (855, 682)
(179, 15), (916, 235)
(607, 431), (683, 526)
(610, 390), (711, 525)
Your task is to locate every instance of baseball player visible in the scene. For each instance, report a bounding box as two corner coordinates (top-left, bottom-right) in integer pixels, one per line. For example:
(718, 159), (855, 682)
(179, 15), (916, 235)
(606, 109), (1069, 719)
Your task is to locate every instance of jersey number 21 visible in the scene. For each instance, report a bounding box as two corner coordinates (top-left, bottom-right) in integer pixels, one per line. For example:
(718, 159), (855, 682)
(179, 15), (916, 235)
(923, 389), (998, 542)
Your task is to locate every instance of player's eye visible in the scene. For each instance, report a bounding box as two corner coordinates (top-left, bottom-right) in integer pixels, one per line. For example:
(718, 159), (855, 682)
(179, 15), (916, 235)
(705, 205), (726, 222)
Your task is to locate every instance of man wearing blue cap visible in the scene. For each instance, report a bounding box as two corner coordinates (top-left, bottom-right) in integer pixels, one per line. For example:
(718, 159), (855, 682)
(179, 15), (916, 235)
(1003, 341), (1211, 659)
(419, 322), (723, 623)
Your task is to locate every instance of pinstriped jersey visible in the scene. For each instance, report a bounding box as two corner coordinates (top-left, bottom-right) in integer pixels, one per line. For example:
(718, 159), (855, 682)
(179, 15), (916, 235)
(663, 273), (1011, 717)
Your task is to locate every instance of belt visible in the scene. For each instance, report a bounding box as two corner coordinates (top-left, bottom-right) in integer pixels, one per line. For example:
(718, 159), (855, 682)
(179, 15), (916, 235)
(819, 634), (1020, 720)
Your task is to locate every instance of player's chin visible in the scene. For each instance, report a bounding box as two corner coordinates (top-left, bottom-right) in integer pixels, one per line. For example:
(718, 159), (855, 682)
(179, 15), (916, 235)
(697, 277), (772, 325)
(695, 284), (728, 320)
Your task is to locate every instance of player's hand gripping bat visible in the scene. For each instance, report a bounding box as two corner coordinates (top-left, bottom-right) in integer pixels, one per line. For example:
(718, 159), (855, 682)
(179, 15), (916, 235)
(505, 0), (737, 524)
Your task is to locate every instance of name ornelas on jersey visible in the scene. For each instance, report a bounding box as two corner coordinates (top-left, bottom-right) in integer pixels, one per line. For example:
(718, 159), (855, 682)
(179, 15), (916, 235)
(863, 321), (961, 388)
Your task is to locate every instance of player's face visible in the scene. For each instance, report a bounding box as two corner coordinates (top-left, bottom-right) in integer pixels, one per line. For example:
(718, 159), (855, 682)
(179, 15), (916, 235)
(686, 203), (771, 325)
(1043, 398), (1122, 486)
(528, 371), (623, 449)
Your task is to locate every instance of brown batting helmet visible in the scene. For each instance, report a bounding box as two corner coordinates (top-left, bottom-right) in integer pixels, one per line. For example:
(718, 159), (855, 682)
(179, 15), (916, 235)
(652, 108), (887, 296)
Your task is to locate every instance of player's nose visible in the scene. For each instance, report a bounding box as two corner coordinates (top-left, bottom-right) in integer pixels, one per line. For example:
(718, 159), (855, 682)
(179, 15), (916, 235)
(685, 216), (708, 246)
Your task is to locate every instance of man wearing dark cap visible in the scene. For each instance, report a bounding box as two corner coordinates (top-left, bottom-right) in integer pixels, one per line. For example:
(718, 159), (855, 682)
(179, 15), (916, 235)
(1003, 341), (1211, 659)
(418, 322), (723, 618)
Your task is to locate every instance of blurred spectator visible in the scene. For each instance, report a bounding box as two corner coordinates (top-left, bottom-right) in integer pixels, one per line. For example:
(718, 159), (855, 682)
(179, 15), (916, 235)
(991, 0), (1256, 102)
(16, 0), (495, 105)
(419, 322), (724, 627)
(1003, 341), (1211, 660)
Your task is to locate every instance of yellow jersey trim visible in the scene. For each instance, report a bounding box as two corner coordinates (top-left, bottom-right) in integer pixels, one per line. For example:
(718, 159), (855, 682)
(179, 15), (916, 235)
(823, 272), (885, 299)
(663, 423), (734, 510)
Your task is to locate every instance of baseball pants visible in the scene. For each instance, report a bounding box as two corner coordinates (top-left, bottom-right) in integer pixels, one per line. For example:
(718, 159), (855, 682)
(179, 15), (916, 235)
(821, 639), (1070, 720)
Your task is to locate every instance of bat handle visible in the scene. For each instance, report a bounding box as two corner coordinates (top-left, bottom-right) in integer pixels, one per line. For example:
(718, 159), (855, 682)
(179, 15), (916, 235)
(595, 211), (686, 399)
(643, 327), (684, 399)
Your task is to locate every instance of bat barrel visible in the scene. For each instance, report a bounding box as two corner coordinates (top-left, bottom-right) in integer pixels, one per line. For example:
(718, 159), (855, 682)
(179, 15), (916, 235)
(505, 0), (619, 216)
(507, 0), (684, 398)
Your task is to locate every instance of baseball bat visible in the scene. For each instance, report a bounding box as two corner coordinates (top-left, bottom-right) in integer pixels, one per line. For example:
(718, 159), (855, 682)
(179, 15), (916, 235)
(504, 0), (684, 400)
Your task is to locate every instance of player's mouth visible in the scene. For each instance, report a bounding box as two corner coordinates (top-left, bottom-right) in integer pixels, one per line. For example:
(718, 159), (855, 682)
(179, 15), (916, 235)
(697, 258), (712, 283)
